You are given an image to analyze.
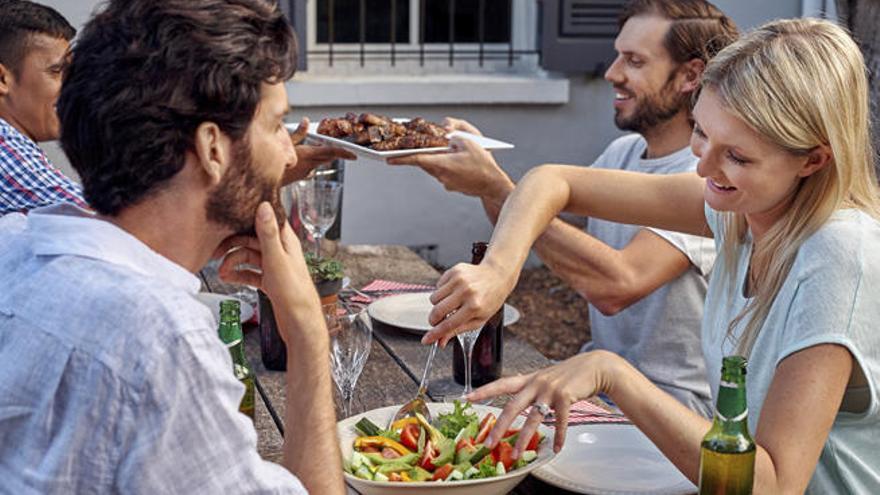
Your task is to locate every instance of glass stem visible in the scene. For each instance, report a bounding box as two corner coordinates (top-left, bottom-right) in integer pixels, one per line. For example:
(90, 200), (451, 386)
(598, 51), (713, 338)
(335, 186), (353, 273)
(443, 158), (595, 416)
(342, 387), (352, 418)
(315, 234), (323, 258)
(463, 342), (475, 396)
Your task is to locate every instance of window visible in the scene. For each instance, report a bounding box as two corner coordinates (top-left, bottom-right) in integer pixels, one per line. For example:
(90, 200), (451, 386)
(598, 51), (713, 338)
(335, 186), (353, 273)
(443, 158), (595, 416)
(299, 0), (538, 74)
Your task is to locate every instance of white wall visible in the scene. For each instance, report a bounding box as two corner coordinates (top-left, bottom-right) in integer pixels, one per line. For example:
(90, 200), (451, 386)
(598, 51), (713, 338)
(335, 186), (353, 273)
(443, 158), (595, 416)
(39, 0), (805, 267)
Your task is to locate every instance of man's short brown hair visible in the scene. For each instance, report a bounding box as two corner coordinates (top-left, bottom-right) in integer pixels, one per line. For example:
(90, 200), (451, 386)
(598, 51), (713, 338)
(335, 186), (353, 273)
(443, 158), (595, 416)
(0, 0), (75, 75)
(620, 0), (739, 65)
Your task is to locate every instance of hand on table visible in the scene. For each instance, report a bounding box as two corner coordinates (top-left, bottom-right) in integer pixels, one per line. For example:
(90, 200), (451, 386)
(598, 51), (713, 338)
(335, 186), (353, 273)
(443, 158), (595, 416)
(466, 351), (619, 457)
(387, 118), (514, 201)
(213, 202), (320, 340)
(283, 117), (356, 185)
(423, 258), (517, 346)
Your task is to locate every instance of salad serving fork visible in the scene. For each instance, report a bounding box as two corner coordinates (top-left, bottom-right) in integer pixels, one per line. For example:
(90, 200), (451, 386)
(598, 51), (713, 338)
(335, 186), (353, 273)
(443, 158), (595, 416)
(388, 341), (438, 428)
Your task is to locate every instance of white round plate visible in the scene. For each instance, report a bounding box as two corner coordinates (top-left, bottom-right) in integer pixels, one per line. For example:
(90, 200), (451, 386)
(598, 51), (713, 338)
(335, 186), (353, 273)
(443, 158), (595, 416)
(367, 292), (520, 334)
(194, 293), (255, 324)
(532, 424), (696, 494)
(339, 402), (554, 495)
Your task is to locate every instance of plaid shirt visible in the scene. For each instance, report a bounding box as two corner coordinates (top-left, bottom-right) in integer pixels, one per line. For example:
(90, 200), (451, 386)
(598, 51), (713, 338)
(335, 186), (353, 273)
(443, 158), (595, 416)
(0, 118), (87, 214)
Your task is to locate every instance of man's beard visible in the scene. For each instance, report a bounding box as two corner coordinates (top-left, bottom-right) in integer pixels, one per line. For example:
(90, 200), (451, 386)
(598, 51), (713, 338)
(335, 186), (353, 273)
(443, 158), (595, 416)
(205, 138), (286, 236)
(614, 75), (689, 134)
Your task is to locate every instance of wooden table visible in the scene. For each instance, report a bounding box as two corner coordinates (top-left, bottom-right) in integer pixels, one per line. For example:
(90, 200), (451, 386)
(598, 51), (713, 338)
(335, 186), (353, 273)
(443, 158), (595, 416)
(206, 244), (580, 494)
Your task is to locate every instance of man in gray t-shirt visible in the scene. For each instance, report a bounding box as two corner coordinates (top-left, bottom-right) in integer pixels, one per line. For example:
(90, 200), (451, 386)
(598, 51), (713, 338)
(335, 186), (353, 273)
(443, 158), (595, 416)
(390, 1), (737, 416)
(582, 134), (715, 414)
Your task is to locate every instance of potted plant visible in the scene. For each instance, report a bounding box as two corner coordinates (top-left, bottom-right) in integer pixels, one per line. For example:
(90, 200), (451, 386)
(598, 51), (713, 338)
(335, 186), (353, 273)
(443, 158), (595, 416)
(304, 252), (345, 300)
(258, 253), (345, 372)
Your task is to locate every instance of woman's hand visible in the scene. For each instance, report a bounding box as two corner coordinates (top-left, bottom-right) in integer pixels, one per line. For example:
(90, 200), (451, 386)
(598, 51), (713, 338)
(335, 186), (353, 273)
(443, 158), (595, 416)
(423, 257), (519, 346)
(467, 351), (621, 456)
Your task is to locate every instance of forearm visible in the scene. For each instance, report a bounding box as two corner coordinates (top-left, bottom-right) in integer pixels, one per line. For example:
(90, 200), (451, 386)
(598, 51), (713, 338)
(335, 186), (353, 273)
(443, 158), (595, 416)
(604, 355), (711, 482)
(532, 220), (634, 310)
(484, 166), (574, 277)
(277, 304), (344, 494)
(482, 172), (636, 310)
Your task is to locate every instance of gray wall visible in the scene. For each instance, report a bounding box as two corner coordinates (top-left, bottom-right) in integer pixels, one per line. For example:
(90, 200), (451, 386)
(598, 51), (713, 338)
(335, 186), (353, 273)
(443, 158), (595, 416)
(39, 0), (804, 267)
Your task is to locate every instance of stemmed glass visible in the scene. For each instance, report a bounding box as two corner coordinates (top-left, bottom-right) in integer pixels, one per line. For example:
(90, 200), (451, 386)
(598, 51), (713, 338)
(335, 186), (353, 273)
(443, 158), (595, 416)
(456, 327), (483, 398)
(328, 305), (372, 418)
(294, 179), (342, 258)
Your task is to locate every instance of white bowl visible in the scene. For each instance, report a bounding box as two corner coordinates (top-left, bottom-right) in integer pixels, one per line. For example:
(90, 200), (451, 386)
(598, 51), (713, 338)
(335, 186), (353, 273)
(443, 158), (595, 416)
(338, 402), (556, 495)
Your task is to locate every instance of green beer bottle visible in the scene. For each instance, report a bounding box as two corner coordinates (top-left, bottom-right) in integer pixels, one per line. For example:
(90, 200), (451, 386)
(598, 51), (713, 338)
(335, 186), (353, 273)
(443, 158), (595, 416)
(218, 300), (256, 421)
(698, 355), (756, 494)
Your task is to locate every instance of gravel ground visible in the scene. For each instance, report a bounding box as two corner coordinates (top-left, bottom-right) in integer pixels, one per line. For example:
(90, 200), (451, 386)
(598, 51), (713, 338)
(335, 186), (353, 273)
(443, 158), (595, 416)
(505, 266), (591, 361)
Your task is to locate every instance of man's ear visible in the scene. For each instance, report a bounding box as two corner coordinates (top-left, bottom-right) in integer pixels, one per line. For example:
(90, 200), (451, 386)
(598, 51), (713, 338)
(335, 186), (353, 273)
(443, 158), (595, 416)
(0, 63), (12, 96)
(192, 121), (230, 185)
(799, 144), (833, 178)
(678, 58), (705, 95)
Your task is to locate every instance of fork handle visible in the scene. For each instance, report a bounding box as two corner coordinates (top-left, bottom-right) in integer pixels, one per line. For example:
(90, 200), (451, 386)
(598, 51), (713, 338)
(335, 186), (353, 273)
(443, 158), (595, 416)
(416, 342), (438, 397)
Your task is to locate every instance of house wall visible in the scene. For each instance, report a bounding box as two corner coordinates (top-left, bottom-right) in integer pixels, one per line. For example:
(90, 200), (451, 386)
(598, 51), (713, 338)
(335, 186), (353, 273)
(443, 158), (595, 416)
(40, 0), (802, 267)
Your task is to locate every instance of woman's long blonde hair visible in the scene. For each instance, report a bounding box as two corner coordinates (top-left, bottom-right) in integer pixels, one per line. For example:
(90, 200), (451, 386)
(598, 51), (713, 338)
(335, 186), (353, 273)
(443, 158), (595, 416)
(701, 18), (880, 355)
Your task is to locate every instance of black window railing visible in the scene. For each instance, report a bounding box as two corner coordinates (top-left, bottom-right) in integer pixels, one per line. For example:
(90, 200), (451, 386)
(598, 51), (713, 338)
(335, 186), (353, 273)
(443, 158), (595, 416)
(309, 0), (540, 68)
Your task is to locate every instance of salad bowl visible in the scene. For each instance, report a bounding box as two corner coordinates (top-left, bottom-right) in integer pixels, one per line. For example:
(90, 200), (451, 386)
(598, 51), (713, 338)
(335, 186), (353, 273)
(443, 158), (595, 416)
(337, 402), (556, 495)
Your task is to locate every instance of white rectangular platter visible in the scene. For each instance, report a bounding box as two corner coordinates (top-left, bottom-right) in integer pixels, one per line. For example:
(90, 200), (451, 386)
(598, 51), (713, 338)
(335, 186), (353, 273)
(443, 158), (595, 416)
(286, 120), (515, 161)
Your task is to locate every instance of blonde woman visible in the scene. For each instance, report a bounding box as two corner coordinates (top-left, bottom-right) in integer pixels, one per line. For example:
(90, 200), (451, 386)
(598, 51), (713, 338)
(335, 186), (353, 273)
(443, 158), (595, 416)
(424, 18), (880, 493)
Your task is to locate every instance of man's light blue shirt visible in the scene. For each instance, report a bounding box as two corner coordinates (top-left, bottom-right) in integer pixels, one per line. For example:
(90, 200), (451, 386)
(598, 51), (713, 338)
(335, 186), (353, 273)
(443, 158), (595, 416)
(0, 204), (305, 493)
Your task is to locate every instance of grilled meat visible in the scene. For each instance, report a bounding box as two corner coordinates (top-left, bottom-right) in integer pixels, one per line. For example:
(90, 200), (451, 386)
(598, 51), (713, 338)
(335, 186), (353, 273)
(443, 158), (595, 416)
(317, 114), (450, 151)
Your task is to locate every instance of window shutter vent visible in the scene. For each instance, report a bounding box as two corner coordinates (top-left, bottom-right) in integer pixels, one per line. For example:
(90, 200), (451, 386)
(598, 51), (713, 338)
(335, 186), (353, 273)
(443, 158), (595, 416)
(540, 0), (626, 74)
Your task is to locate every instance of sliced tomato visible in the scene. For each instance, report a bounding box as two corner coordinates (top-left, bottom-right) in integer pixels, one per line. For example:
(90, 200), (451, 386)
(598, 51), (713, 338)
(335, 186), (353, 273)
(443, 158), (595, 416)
(381, 447), (400, 459)
(491, 441), (515, 471)
(419, 440), (437, 470)
(524, 432), (540, 451)
(474, 412), (497, 443)
(455, 437), (475, 453)
(502, 428), (520, 438)
(432, 463), (454, 481)
(400, 423), (420, 451)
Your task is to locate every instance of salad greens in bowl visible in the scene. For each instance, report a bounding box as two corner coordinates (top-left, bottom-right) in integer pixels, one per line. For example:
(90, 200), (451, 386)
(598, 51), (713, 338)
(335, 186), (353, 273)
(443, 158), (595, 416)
(338, 401), (556, 495)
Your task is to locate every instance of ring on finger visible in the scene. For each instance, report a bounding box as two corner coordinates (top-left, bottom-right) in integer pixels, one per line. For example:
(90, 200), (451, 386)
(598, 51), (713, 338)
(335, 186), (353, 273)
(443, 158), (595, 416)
(531, 401), (552, 419)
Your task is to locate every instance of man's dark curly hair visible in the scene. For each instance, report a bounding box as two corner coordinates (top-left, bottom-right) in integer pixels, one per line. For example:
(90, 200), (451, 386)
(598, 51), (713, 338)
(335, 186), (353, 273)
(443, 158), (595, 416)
(57, 0), (297, 215)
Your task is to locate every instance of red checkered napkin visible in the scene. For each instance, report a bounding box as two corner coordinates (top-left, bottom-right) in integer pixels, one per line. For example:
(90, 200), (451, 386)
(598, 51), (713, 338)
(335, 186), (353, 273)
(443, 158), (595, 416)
(521, 399), (630, 426)
(349, 279), (434, 303)
(564, 399), (629, 425)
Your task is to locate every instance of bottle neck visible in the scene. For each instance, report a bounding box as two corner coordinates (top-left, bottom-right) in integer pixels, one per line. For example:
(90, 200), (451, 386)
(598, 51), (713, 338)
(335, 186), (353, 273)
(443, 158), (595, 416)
(715, 378), (748, 424)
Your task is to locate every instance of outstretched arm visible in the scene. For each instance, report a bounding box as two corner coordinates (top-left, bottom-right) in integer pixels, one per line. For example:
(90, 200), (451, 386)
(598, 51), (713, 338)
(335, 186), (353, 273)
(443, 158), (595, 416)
(425, 164), (707, 345)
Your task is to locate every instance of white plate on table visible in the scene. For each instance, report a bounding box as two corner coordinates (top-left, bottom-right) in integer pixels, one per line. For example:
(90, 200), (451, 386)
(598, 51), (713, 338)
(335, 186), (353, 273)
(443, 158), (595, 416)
(532, 424), (696, 495)
(367, 292), (520, 334)
(292, 120), (514, 161)
(194, 293), (254, 324)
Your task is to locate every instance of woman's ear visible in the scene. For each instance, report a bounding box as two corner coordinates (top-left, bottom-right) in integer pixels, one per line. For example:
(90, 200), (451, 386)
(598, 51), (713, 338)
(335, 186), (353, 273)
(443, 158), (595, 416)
(192, 121), (229, 185)
(799, 144), (833, 178)
(679, 58), (706, 94)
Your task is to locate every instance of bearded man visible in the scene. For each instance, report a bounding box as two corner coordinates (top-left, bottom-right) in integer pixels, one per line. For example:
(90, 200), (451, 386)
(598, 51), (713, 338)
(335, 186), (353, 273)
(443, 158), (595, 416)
(0, 0), (344, 493)
(389, 0), (738, 416)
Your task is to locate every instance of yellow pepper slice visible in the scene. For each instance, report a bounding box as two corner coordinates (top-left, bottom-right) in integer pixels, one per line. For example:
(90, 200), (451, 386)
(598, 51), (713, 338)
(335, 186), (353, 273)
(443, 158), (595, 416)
(400, 471), (412, 482)
(389, 417), (419, 431)
(353, 436), (412, 456)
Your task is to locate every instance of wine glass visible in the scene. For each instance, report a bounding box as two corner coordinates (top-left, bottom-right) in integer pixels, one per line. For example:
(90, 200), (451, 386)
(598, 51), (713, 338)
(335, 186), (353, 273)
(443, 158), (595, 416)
(294, 179), (342, 258)
(328, 305), (372, 418)
(456, 327), (483, 398)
